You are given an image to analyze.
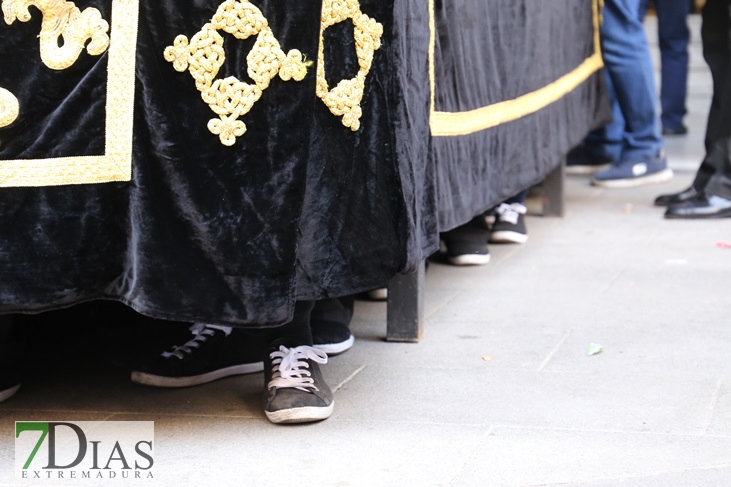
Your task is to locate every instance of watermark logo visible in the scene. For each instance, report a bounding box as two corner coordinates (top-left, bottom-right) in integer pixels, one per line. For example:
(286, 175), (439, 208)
(15, 421), (154, 480)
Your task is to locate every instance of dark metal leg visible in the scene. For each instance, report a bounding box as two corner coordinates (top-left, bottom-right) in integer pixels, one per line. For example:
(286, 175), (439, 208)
(541, 160), (565, 217)
(385, 260), (425, 342)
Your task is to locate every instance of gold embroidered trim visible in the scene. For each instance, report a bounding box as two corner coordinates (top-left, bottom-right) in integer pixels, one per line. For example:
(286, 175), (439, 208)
(2, 0), (110, 70)
(0, 0), (137, 187)
(164, 0), (311, 146)
(316, 0), (383, 132)
(429, 0), (604, 137)
(0, 87), (19, 128)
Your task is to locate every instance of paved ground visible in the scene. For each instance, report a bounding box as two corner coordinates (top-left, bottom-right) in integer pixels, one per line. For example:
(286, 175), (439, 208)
(1, 13), (729, 487)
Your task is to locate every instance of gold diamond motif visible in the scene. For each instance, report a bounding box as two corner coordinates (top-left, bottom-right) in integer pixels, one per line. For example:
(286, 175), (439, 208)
(164, 0), (311, 146)
(316, 0), (383, 131)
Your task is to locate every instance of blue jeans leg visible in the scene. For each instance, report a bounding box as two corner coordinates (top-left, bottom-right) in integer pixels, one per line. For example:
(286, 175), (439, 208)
(601, 0), (664, 160)
(585, 72), (625, 161)
(655, 0), (691, 130)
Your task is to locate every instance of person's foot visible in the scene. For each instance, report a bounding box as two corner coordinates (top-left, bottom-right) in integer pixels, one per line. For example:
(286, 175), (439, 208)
(0, 368), (20, 402)
(654, 186), (699, 207)
(130, 324), (264, 387)
(591, 151), (673, 188)
(565, 145), (614, 175)
(444, 241), (491, 266)
(664, 192), (731, 219)
(662, 125), (688, 136)
(312, 320), (354, 356)
(488, 202), (528, 244)
(441, 216), (491, 266)
(264, 344), (334, 424)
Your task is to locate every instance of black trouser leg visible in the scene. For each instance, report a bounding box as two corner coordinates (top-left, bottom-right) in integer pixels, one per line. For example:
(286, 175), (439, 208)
(262, 300), (315, 352)
(697, 0), (731, 198)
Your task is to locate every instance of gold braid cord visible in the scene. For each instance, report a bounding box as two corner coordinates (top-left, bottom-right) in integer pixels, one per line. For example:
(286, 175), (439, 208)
(164, 0), (311, 146)
(0, 87), (19, 128)
(2, 0), (110, 70)
(316, 0), (383, 131)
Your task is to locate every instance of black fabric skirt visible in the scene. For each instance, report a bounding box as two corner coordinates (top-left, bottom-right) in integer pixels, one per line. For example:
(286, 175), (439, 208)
(0, 0), (606, 327)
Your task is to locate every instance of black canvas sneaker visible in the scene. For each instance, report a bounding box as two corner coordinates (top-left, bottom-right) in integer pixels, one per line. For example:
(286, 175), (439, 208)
(489, 202), (528, 244)
(441, 216), (491, 266)
(131, 324), (264, 387)
(312, 321), (354, 356)
(264, 344), (334, 424)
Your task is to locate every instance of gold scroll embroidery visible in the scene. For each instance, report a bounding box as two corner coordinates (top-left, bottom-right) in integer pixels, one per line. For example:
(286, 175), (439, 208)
(0, 0), (137, 187)
(316, 0), (383, 131)
(2, 0), (110, 70)
(164, 0), (311, 146)
(0, 87), (19, 127)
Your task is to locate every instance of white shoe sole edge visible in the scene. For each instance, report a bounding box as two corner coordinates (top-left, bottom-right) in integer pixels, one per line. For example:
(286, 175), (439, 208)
(265, 402), (335, 424)
(367, 288), (388, 301)
(447, 253), (491, 266)
(490, 231), (528, 244)
(314, 334), (355, 356)
(565, 163), (612, 175)
(591, 168), (674, 189)
(0, 384), (20, 402)
(130, 362), (264, 388)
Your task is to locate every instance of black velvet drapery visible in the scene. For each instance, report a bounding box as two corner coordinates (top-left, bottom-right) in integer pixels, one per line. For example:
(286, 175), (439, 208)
(0, 0), (606, 327)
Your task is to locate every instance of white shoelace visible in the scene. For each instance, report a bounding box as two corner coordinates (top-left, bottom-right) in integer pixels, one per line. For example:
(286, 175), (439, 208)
(268, 345), (328, 392)
(494, 202), (527, 225)
(161, 323), (232, 359)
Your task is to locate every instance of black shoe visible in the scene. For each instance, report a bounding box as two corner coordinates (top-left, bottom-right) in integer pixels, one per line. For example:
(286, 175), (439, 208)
(0, 368), (20, 402)
(312, 321), (354, 356)
(664, 192), (731, 219)
(654, 186), (698, 207)
(662, 125), (688, 136)
(488, 202), (528, 244)
(130, 324), (264, 387)
(264, 344), (334, 424)
(444, 241), (490, 266)
(441, 216), (491, 266)
(565, 145), (614, 175)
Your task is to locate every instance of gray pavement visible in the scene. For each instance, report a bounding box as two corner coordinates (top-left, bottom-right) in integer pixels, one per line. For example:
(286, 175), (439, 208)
(2, 13), (730, 487)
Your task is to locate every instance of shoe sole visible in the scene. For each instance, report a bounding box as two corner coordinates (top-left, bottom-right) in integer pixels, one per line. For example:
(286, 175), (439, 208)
(664, 208), (731, 219)
(565, 163), (611, 175)
(489, 231), (528, 244)
(447, 254), (491, 266)
(591, 168), (674, 189)
(265, 402), (334, 424)
(314, 334), (355, 356)
(130, 362), (264, 388)
(0, 384), (20, 402)
(367, 288), (388, 301)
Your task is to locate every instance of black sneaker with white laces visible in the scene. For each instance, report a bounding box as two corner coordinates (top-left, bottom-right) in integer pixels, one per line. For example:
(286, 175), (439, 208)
(264, 344), (334, 424)
(488, 202), (528, 244)
(0, 368), (20, 402)
(130, 324), (264, 387)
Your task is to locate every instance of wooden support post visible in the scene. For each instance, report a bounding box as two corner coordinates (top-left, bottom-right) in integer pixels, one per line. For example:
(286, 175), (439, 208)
(385, 260), (425, 342)
(541, 160), (565, 217)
